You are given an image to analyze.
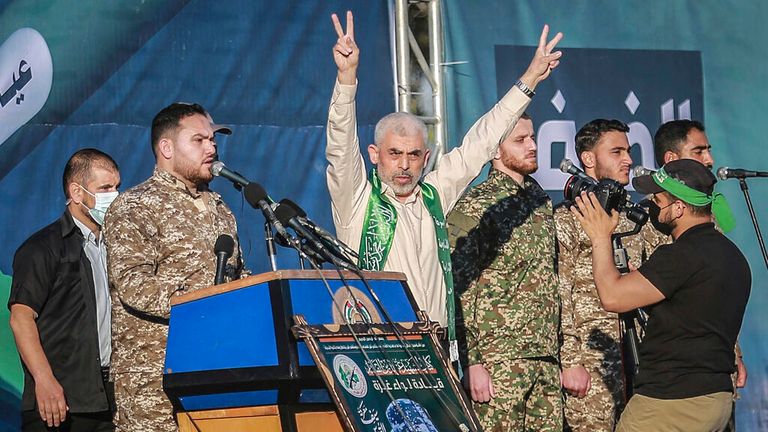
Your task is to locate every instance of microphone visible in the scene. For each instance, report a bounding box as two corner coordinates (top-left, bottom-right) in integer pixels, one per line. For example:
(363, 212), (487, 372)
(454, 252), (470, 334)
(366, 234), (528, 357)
(273, 199), (357, 270)
(560, 158), (598, 186)
(243, 183), (293, 242)
(278, 199), (359, 261)
(214, 234), (234, 285)
(277, 199), (359, 261)
(302, 218), (360, 260)
(210, 161), (250, 187)
(560, 158), (595, 182)
(717, 167), (768, 180)
(632, 166), (656, 177)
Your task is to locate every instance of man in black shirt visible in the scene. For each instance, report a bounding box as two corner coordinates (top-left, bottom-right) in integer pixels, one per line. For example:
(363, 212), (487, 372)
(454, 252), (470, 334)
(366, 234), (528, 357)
(9, 149), (120, 431)
(569, 159), (750, 431)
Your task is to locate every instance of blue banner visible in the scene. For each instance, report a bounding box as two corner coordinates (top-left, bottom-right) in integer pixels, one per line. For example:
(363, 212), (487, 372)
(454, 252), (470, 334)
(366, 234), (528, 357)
(444, 1), (768, 428)
(0, 1), (393, 429)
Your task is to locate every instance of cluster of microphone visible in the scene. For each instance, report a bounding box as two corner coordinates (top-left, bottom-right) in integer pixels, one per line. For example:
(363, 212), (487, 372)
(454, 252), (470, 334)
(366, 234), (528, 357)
(629, 164), (768, 181)
(210, 161), (359, 284)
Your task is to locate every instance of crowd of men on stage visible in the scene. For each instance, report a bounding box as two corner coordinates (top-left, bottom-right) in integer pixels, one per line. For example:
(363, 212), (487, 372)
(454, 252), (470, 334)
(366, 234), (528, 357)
(7, 11), (751, 432)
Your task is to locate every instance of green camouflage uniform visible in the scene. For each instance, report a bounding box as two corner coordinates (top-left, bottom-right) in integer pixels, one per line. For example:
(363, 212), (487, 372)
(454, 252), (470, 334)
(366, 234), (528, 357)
(447, 169), (561, 432)
(555, 202), (667, 432)
(104, 168), (243, 432)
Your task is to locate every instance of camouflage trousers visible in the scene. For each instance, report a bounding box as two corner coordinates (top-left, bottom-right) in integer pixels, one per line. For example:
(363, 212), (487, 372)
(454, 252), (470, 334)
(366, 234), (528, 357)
(114, 372), (177, 432)
(472, 358), (563, 432)
(564, 344), (625, 432)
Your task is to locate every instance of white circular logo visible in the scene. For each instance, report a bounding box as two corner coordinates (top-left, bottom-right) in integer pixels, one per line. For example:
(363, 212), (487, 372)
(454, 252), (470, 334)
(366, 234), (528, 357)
(332, 354), (368, 398)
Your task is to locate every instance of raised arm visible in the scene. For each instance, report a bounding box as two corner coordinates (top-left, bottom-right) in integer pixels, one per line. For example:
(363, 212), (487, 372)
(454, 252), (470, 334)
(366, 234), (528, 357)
(332, 11), (358, 85)
(326, 11), (368, 228)
(426, 25), (564, 212)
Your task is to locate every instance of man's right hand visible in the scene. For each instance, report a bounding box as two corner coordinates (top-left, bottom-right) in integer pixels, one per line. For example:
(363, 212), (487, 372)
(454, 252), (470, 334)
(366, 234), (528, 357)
(35, 373), (68, 427)
(464, 363), (495, 403)
(331, 11), (359, 85)
(561, 365), (591, 398)
(518, 24), (563, 91)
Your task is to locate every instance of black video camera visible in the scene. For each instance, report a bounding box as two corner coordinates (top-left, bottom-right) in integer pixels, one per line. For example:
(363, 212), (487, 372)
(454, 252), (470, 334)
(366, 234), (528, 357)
(560, 159), (648, 226)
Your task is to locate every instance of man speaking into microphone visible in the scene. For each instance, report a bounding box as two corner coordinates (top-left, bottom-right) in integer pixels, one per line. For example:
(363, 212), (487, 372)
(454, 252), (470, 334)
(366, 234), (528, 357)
(103, 102), (245, 431)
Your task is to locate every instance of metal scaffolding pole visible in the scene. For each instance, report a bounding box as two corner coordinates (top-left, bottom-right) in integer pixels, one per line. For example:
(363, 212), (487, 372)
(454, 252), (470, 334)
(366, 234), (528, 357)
(393, 0), (447, 170)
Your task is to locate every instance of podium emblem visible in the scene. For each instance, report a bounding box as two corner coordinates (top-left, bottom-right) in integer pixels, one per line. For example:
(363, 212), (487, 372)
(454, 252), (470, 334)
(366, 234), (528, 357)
(333, 354), (368, 398)
(332, 286), (381, 324)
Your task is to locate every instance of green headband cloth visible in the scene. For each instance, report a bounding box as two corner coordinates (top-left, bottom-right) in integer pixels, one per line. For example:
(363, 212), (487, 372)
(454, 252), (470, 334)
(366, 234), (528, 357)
(652, 167), (736, 232)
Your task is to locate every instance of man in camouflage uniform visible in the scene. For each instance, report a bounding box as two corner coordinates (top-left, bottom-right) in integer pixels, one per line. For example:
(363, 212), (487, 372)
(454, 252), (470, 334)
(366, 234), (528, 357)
(103, 103), (244, 431)
(556, 119), (666, 431)
(447, 114), (562, 431)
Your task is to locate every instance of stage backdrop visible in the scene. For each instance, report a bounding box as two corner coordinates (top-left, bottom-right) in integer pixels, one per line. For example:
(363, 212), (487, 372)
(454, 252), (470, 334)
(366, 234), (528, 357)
(0, 0), (393, 428)
(443, 1), (768, 428)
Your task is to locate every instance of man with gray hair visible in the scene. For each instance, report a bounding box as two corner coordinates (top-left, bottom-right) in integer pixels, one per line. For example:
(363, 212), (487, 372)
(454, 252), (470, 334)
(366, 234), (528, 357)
(325, 10), (563, 358)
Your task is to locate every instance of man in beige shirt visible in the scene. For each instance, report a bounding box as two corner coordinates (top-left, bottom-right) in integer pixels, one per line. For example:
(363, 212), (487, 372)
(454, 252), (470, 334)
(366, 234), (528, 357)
(325, 10), (563, 340)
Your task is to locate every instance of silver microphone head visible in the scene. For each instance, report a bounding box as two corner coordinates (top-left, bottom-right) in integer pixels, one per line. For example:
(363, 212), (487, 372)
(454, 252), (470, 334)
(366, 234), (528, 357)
(632, 166), (655, 177)
(716, 167), (729, 181)
(210, 160), (225, 176)
(559, 158), (574, 174)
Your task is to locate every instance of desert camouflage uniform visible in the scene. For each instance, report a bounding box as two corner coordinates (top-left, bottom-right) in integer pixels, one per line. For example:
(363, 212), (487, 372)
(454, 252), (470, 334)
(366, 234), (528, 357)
(103, 168), (243, 432)
(555, 202), (667, 431)
(448, 170), (561, 431)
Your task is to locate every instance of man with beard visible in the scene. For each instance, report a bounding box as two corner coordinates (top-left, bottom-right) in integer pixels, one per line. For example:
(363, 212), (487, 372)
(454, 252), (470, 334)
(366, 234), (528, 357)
(653, 119), (746, 431)
(103, 103), (244, 431)
(446, 114), (562, 431)
(326, 10), (562, 361)
(555, 119), (666, 431)
(654, 119), (714, 169)
(570, 159), (749, 431)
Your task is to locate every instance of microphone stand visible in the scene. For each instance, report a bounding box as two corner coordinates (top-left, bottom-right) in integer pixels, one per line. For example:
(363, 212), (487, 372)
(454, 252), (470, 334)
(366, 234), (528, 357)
(264, 222), (278, 271)
(737, 178), (768, 269)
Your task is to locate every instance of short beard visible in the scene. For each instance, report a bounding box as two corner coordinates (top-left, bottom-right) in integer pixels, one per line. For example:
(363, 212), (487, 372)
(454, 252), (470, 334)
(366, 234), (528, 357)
(175, 159), (212, 187)
(382, 170), (419, 196)
(501, 153), (537, 176)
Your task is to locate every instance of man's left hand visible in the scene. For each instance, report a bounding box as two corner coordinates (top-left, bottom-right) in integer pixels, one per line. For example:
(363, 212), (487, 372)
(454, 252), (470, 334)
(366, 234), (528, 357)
(736, 356), (747, 388)
(570, 191), (619, 242)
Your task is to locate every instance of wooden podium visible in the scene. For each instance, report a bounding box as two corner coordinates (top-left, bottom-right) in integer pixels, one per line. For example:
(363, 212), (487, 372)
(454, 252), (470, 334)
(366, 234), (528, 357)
(164, 270), (419, 432)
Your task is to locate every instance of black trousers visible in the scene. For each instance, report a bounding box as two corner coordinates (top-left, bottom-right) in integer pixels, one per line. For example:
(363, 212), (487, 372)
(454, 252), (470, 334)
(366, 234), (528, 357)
(22, 369), (115, 432)
(21, 410), (114, 432)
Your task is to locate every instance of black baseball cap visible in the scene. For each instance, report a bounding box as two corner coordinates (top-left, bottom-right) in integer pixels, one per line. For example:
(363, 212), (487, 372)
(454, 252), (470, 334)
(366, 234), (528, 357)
(174, 101), (232, 135)
(633, 159), (716, 196)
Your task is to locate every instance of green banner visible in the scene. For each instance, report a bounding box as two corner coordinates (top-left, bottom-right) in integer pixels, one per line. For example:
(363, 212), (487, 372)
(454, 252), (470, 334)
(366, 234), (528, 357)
(294, 319), (480, 432)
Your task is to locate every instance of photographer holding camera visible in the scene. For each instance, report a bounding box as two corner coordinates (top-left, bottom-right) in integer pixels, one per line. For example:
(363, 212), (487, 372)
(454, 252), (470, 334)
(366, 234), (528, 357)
(570, 159), (750, 431)
(555, 119), (667, 431)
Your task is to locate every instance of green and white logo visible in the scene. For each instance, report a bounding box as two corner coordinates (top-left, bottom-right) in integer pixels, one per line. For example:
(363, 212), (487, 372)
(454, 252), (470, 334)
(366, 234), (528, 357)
(333, 354), (368, 398)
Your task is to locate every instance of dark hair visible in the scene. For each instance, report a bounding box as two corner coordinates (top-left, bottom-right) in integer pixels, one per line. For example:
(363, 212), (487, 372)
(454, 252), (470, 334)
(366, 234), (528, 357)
(520, 111), (531, 121)
(575, 119), (629, 165)
(62, 148), (119, 198)
(653, 120), (705, 167)
(151, 103), (207, 156)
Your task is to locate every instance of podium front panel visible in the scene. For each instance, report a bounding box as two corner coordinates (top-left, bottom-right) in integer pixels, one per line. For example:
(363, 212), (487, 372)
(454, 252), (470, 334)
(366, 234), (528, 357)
(164, 271), (418, 412)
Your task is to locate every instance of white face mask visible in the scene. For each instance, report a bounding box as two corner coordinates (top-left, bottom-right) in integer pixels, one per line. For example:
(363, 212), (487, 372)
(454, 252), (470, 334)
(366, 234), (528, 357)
(78, 185), (119, 226)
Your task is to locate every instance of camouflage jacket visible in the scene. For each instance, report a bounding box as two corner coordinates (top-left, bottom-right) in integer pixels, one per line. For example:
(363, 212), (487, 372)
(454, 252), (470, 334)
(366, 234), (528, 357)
(554, 202), (667, 369)
(447, 169), (560, 365)
(104, 168), (243, 375)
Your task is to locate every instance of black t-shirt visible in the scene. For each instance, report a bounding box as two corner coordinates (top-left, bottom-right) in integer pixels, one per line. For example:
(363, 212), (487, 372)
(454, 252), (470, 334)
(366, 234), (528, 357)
(8, 212), (110, 412)
(636, 223), (751, 399)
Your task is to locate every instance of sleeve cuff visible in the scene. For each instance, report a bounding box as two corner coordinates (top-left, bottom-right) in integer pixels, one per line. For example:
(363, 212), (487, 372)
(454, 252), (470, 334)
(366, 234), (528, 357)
(332, 80), (358, 104)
